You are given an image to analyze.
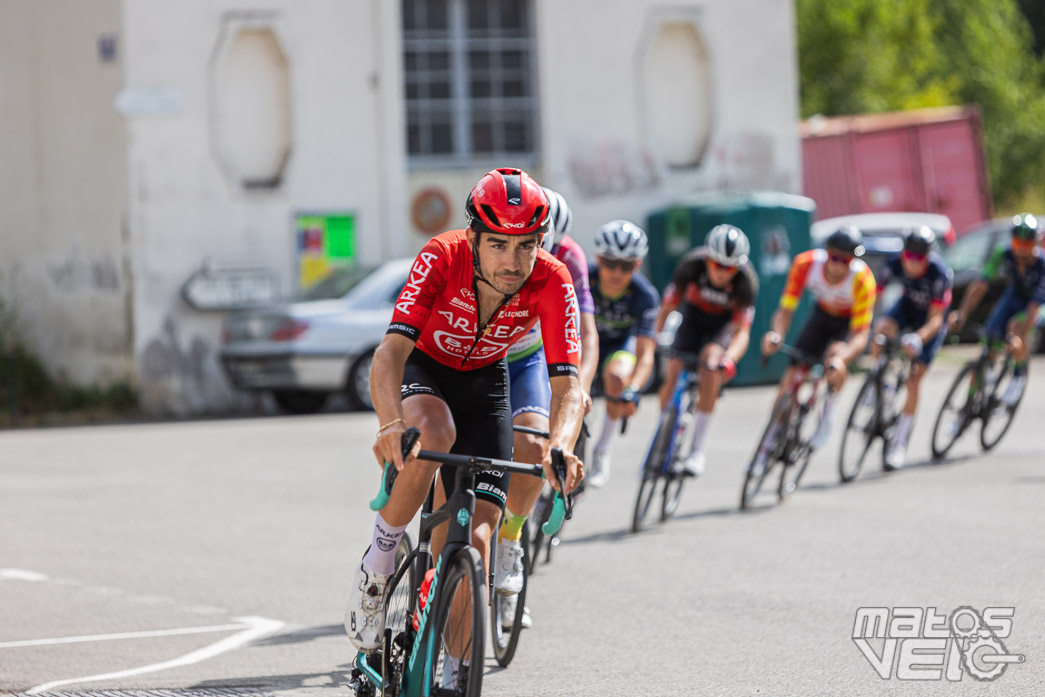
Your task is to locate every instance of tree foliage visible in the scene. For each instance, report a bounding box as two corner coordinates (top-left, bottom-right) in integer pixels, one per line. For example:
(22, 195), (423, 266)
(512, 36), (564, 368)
(797, 0), (1045, 207)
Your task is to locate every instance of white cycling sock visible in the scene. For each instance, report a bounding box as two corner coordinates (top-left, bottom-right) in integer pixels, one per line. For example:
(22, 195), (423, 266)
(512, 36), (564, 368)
(893, 413), (914, 448)
(362, 512), (407, 575)
(594, 411), (620, 453)
(689, 409), (713, 453)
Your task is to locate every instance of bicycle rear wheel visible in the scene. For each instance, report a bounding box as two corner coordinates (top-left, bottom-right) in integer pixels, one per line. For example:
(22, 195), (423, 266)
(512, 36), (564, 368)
(980, 361), (1024, 451)
(741, 397), (790, 510)
(490, 529), (528, 667)
(633, 404), (674, 532)
(425, 547), (485, 697)
(839, 377), (880, 483)
(931, 362), (976, 460)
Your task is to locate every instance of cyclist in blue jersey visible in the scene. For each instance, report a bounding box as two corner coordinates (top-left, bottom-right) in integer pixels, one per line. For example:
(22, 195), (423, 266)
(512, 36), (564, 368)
(950, 213), (1045, 405)
(587, 220), (660, 487)
(870, 225), (953, 469)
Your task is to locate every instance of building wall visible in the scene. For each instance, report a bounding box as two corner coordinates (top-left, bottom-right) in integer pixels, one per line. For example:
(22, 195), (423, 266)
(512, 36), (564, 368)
(121, 1), (406, 413)
(0, 0), (130, 385)
(0, 0), (799, 414)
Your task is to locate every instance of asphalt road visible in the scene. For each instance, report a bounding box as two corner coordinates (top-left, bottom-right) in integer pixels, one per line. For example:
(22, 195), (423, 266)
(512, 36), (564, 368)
(1, 346), (1042, 696)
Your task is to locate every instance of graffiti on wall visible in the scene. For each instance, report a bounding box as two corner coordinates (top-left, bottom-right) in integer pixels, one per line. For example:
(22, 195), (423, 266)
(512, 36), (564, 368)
(47, 251), (121, 294)
(140, 316), (227, 415)
(568, 140), (662, 198)
(709, 131), (795, 193)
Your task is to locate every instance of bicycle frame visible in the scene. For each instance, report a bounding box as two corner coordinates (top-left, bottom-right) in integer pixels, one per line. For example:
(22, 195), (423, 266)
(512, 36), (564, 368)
(353, 433), (567, 697)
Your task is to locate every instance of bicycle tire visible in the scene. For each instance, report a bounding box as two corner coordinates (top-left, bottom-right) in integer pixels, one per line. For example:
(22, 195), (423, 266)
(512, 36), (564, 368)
(424, 547), (485, 697)
(528, 486), (555, 569)
(741, 396), (790, 510)
(490, 530), (528, 667)
(839, 377), (880, 483)
(930, 362), (976, 460)
(778, 402), (815, 502)
(660, 395), (693, 520)
(632, 404), (675, 532)
(980, 360), (1024, 451)
(374, 535), (419, 697)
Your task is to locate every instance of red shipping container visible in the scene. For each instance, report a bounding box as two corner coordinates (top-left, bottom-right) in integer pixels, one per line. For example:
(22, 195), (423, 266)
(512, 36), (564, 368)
(801, 106), (993, 234)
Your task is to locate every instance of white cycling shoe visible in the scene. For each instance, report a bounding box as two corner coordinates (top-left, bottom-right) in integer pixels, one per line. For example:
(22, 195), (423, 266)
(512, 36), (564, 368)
(1002, 374), (1027, 406)
(499, 594), (533, 629)
(344, 559), (390, 652)
(681, 450), (706, 477)
(588, 449), (610, 488)
(493, 537), (524, 596)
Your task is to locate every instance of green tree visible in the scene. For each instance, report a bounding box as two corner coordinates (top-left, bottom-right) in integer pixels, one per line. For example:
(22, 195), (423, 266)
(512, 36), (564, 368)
(797, 0), (1045, 208)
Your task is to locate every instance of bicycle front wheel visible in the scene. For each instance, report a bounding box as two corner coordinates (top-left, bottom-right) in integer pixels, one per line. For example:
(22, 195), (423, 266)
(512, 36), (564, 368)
(633, 404), (675, 532)
(425, 547), (485, 697)
(931, 362), (976, 460)
(375, 534), (419, 697)
(980, 361), (1024, 451)
(490, 530), (528, 667)
(741, 397), (789, 510)
(839, 377), (880, 483)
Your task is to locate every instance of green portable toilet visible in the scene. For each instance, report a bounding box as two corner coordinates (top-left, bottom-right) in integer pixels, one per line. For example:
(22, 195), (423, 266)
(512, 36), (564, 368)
(646, 191), (817, 386)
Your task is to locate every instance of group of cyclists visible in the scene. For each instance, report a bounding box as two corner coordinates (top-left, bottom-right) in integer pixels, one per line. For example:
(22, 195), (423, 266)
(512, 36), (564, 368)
(343, 166), (1045, 691)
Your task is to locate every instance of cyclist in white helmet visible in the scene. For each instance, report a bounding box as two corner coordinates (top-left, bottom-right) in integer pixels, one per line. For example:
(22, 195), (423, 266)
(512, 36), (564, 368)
(654, 224), (759, 475)
(494, 188), (598, 629)
(587, 220), (660, 487)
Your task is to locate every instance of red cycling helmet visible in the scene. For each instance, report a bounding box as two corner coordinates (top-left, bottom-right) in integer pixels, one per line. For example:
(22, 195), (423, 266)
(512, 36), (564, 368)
(465, 168), (550, 235)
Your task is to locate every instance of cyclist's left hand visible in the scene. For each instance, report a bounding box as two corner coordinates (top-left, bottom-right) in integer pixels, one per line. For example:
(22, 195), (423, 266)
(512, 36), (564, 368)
(825, 356), (848, 388)
(619, 387), (640, 417)
(900, 332), (923, 358)
(543, 448), (584, 495)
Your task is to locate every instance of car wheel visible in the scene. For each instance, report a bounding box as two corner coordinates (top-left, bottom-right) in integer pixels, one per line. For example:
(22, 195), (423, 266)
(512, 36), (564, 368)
(346, 349), (376, 411)
(271, 389), (329, 414)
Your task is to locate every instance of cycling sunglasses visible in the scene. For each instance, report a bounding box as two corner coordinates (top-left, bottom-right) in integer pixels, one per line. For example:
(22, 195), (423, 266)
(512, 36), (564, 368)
(827, 252), (853, 265)
(1012, 237), (1037, 252)
(902, 250), (928, 263)
(599, 258), (638, 272)
(708, 259), (740, 275)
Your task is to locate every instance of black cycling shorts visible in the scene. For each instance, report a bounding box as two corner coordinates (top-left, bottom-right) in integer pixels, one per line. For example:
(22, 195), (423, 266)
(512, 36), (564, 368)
(793, 305), (850, 363)
(671, 308), (734, 354)
(401, 349), (512, 510)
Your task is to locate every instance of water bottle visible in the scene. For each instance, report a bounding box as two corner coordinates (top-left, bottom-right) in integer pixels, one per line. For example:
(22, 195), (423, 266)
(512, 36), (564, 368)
(412, 567), (437, 631)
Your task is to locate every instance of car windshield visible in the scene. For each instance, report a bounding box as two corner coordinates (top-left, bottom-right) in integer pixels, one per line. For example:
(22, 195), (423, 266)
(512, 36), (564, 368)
(295, 266), (375, 301)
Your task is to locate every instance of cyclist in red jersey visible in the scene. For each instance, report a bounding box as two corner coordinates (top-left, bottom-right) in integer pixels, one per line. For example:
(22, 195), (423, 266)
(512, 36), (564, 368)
(345, 169), (585, 666)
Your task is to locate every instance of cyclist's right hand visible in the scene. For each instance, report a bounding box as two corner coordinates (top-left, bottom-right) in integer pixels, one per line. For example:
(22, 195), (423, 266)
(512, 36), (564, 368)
(372, 420), (419, 472)
(947, 310), (965, 334)
(761, 331), (782, 356)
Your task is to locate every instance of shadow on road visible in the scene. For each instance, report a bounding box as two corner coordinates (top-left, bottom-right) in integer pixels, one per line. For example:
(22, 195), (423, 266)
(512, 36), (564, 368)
(253, 624), (344, 647)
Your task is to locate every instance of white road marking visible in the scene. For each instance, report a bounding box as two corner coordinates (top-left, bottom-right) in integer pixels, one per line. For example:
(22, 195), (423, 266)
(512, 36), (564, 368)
(0, 623), (248, 648)
(0, 568), (50, 582)
(26, 615), (284, 694)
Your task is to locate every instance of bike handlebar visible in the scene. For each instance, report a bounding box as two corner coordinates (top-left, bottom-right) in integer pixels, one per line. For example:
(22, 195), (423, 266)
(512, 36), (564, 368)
(369, 427), (573, 534)
(761, 342), (819, 368)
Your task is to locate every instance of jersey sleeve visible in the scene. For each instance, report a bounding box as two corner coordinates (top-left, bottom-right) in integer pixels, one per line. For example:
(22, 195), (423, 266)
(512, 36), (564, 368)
(662, 254), (692, 307)
(877, 257), (899, 290)
(633, 274), (661, 339)
(930, 261), (954, 309)
(779, 251), (814, 311)
(538, 262), (582, 378)
(982, 244), (1006, 282)
(849, 266), (877, 333)
(733, 264), (759, 327)
(556, 240), (595, 315)
(387, 237), (449, 341)
(1032, 258), (1045, 306)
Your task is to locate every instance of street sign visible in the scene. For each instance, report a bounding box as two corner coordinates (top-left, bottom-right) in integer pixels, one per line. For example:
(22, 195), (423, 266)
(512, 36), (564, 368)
(181, 266), (279, 311)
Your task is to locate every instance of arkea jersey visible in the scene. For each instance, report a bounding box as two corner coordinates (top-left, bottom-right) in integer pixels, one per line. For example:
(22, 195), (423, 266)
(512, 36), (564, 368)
(663, 247), (758, 327)
(507, 234), (594, 362)
(982, 244), (1045, 305)
(876, 252), (953, 312)
(588, 264), (661, 344)
(387, 229), (581, 376)
(779, 248), (877, 332)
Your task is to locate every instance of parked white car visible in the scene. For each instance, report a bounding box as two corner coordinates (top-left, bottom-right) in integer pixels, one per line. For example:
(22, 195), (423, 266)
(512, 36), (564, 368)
(220, 258), (412, 413)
